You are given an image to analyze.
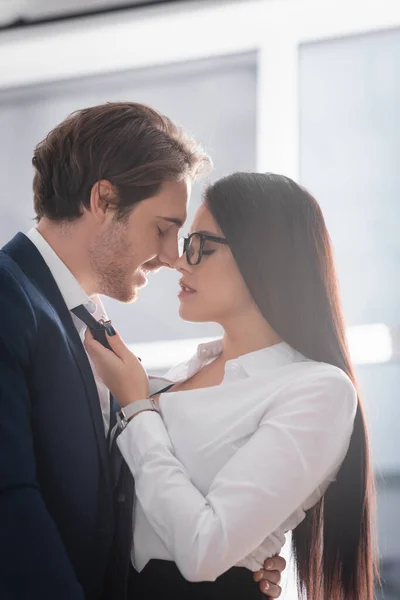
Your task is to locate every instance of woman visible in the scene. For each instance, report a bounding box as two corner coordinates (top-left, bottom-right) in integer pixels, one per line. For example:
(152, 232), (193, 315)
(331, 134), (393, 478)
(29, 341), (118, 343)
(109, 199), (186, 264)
(86, 172), (377, 600)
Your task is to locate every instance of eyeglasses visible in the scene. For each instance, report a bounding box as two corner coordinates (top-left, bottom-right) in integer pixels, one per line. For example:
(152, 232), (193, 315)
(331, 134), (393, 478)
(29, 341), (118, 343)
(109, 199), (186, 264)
(178, 232), (228, 265)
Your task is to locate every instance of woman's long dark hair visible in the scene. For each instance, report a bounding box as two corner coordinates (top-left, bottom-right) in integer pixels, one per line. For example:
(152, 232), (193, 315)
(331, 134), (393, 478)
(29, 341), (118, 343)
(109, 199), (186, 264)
(206, 172), (377, 600)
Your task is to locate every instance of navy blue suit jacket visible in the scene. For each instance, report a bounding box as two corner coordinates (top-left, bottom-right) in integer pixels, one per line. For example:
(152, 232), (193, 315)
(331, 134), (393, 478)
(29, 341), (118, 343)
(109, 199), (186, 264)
(0, 233), (115, 600)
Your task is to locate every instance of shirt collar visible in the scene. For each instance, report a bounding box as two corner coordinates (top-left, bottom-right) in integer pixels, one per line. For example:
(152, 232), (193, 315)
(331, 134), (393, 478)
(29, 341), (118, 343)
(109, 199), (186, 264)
(26, 227), (107, 318)
(166, 338), (306, 383)
(234, 341), (306, 375)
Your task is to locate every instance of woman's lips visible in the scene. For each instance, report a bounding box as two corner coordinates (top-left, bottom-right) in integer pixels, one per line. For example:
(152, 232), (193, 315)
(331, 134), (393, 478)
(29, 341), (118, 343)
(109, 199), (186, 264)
(178, 280), (197, 299)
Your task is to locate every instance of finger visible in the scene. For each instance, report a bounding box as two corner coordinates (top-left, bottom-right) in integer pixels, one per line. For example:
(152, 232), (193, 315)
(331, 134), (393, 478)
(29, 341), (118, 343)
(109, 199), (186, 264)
(84, 329), (118, 363)
(259, 581), (282, 598)
(84, 328), (99, 352)
(84, 328), (94, 341)
(83, 328), (106, 352)
(253, 570), (281, 585)
(104, 328), (131, 361)
(264, 556), (286, 573)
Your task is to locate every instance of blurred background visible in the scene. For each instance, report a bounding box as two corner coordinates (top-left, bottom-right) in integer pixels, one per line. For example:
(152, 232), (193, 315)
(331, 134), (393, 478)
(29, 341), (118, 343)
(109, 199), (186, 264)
(0, 0), (399, 597)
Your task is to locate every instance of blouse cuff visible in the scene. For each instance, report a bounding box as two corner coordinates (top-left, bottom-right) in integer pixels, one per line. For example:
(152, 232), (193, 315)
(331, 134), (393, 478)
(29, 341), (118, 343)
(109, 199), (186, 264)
(117, 410), (173, 476)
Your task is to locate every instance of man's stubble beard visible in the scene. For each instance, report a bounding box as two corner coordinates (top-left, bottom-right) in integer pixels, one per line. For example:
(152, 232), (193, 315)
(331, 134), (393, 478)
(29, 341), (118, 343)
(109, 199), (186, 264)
(88, 223), (138, 303)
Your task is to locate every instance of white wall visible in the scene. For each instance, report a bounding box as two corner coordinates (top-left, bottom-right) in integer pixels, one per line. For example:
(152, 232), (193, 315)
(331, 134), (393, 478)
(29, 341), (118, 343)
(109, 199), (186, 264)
(1, 1), (400, 596)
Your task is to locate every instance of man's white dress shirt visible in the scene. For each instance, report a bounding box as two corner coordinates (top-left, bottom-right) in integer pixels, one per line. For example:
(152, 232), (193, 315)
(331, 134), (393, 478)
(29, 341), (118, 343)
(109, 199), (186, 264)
(26, 228), (110, 434)
(118, 339), (357, 581)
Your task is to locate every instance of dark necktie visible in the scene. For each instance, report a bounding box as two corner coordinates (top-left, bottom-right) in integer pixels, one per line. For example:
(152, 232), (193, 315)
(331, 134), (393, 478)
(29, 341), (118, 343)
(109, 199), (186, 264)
(71, 304), (134, 600)
(71, 303), (113, 349)
(71, 304), (117, 430)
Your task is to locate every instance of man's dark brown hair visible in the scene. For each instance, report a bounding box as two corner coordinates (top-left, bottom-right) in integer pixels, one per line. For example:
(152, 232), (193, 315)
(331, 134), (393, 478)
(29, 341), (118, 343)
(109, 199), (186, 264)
(32, 102), (212, 222)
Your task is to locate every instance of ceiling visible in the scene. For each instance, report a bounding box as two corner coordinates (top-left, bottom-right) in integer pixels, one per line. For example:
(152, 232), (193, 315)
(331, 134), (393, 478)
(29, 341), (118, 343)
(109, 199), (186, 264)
(0, 0), (184, 28)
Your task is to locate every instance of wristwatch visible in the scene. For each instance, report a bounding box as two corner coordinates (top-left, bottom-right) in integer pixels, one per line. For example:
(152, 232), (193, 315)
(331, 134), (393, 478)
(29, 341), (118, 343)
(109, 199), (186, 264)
(116, 398), (158, 430)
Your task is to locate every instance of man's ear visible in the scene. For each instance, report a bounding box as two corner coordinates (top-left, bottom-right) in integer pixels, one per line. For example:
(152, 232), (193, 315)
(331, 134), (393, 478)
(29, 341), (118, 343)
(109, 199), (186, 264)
(89, 180), (117, 223)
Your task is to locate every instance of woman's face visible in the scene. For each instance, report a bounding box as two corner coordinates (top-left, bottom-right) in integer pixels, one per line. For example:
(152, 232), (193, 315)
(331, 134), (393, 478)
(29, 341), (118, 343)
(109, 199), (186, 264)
(175, 203), (255, 324)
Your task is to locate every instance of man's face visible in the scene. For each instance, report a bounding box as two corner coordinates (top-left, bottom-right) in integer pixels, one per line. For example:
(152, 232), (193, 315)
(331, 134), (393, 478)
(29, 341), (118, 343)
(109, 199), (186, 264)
(89, 179), (190, 302)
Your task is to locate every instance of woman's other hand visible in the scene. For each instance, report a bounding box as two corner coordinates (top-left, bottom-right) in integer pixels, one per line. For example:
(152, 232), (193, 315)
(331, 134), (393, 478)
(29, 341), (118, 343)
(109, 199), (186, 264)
(254, 556), (286, 598)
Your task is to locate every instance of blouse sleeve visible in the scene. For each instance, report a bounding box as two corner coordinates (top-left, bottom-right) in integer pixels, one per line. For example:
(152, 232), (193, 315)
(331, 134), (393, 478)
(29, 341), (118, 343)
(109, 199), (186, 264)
(117, 366), (357, 582)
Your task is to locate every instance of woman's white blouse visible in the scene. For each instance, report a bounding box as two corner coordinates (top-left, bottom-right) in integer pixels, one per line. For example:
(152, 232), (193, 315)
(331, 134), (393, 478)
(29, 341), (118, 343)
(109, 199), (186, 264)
(117, 340), (357, 582)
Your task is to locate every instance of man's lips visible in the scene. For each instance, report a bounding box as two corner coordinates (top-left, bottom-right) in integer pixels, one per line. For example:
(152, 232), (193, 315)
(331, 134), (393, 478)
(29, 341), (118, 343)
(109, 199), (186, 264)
(138, 265), (162, 281)
(143, 261), (163, 273)
(142, 268), (158, 275)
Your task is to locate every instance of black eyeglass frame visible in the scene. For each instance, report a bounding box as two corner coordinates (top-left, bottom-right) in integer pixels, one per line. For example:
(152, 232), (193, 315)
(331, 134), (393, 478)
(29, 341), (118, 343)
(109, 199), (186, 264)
(180, 232), (228, 265)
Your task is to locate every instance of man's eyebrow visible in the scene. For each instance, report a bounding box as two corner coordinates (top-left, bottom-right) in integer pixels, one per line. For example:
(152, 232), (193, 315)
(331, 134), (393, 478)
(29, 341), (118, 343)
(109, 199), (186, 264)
(157, 216), (184, 228)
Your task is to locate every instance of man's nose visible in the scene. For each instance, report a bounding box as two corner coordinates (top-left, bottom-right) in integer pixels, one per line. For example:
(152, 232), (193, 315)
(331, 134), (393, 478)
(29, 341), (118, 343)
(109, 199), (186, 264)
(158, 239), (180, 269)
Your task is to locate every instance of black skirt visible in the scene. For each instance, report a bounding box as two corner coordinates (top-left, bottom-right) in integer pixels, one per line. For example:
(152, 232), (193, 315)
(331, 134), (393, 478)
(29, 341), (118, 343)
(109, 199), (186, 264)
(128, 559), (264, 600)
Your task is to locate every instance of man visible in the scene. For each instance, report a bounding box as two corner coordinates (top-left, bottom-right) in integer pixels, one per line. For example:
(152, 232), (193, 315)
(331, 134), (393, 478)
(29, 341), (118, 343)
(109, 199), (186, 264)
(0, 102), (285, 599)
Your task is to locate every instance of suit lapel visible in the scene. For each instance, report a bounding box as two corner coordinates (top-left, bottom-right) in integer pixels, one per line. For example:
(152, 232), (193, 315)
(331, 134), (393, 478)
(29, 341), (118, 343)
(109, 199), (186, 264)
(2, 233), (112, 491)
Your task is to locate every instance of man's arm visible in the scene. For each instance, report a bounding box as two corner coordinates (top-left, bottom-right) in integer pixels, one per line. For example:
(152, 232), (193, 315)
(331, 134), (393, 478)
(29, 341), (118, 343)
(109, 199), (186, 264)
(0, 268), (85, 599)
